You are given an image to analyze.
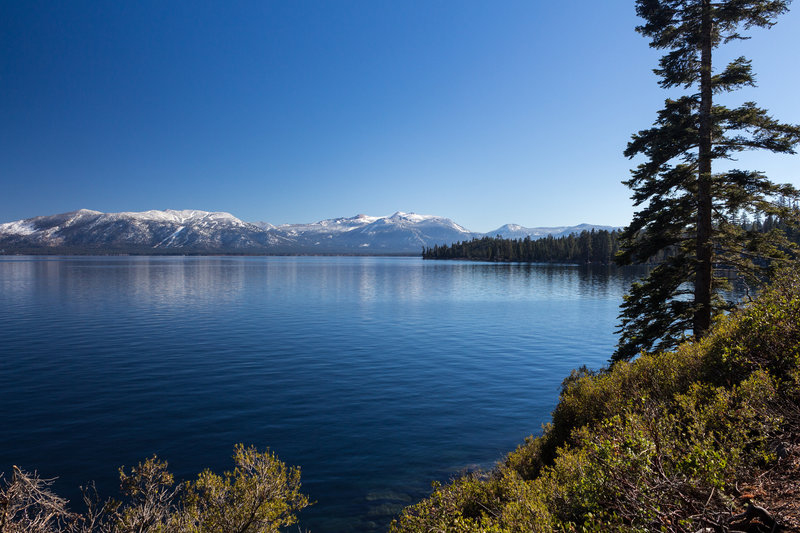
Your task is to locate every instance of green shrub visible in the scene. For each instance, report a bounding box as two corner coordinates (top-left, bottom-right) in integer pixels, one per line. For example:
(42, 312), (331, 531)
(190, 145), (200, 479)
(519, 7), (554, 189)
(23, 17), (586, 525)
(0, 445), (309, 533)
(393, 266), (800, 532)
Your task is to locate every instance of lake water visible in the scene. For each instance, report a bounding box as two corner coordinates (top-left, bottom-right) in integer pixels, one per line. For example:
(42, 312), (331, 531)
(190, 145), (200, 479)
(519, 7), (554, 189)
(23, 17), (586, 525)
(0, 256), (643, 531)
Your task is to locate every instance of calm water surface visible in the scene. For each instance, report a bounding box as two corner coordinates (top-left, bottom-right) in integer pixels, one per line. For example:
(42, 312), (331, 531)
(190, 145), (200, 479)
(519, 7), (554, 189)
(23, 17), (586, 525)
(0, 256), (642, 531)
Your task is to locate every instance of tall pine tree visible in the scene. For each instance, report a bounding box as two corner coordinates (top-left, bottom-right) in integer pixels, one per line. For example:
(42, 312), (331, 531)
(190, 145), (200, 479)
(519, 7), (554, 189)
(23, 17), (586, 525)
(614, 0), (800, 362)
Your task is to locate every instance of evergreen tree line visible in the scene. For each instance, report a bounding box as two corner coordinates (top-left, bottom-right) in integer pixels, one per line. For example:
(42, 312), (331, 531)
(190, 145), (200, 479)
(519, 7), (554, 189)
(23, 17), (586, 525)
(423, 214), (800, 266)
(422, 229), (621, 264)
(741, 211), (800, 241)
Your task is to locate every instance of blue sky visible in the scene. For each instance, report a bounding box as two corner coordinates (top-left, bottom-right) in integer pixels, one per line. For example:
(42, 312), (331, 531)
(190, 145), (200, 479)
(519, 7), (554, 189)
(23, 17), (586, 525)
(2, 1), (798, 233)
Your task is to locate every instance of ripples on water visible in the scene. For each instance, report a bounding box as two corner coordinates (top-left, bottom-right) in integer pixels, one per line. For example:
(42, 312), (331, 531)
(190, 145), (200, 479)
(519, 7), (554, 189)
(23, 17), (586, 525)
(0, 256), (643, 531)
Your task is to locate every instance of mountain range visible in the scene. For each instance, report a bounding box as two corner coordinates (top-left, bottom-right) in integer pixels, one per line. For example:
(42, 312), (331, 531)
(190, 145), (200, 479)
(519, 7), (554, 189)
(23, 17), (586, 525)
(0, 209), (618, 255)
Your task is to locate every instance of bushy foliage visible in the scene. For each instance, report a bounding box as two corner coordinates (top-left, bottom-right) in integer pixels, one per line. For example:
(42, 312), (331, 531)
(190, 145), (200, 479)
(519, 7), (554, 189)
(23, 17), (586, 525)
(391, 267), (800, 532)
(0, 445), (309, 533)
(179, 444), (309, 533)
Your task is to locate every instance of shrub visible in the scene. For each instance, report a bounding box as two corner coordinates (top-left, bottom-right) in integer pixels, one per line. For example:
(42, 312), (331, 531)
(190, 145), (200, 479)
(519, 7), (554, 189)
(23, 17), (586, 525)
(0, 445), (309, 533)
(392, 266), (800, 532)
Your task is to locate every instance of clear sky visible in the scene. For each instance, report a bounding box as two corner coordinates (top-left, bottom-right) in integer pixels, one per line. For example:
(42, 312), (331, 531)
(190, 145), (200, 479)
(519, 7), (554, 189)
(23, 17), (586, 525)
(2, 1), (798, 233)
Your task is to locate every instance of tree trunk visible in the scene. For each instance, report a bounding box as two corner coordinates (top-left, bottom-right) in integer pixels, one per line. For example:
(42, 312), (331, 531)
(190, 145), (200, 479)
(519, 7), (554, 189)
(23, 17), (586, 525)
(695, 0), (713, 339)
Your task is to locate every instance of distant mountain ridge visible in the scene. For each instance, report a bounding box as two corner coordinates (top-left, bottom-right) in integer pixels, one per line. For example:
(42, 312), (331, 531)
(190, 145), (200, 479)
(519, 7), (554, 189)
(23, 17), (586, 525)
(487, 222), (620, 240)
(0, 209), (618, 254)
(0, 209), (288, 252)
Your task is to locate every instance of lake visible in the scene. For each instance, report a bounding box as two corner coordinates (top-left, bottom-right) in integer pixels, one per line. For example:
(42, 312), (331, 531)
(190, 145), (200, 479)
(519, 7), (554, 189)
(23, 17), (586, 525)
(0, 256), (643, 531)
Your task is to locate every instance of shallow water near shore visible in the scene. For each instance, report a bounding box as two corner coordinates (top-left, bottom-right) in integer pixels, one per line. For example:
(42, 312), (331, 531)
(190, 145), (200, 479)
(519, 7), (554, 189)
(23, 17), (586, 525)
(0, 255), (643, 531)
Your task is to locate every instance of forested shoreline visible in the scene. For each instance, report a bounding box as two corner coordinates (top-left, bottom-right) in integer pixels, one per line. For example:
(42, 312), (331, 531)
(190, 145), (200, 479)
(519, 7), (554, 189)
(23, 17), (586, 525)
(422, 229), (621, 264)
(423, 215), (800, 266)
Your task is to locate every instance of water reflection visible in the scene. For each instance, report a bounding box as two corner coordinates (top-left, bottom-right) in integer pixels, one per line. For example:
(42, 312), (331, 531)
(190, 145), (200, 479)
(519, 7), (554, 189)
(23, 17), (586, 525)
(0, 255), (648, 532)
(0, 256), (647, 308)
(418, 261), (643, 302)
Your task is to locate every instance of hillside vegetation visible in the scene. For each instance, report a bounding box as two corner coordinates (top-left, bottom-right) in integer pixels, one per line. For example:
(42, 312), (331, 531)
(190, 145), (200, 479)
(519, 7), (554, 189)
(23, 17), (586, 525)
(391, 267), (800, 532)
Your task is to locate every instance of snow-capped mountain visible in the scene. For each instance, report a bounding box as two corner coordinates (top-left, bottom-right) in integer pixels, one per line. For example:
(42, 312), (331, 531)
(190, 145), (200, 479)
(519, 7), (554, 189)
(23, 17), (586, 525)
(0, 209), (617, 254)
(269, 212), (477, 251)
(267, 214), (383, 239)
(0, 209), (290, 252)
(250, 221), (276, 231)
(487, 223), (619, 240)
(0, 209), (477, 254)
(342, 212), (476, 250)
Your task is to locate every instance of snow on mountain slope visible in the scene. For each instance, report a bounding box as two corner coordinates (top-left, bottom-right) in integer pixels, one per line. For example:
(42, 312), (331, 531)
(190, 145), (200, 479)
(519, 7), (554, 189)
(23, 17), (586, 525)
(251, 221), (276, 231)
(104, 209), (245, 226)
(266, 211), (477, 251)
(0, 220), (38, 236)
(486, 223), (619, 240)
(334, 212), (476, 250)
(0, 209), (473, 253)
(0, 209), (617, 254)
(0, 209), (290, 251)
(274, 214), (382, 236)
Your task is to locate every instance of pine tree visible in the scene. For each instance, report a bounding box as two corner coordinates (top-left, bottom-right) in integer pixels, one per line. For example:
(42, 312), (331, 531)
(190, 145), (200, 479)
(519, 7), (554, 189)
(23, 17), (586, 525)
(614, 0), (800, 362)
